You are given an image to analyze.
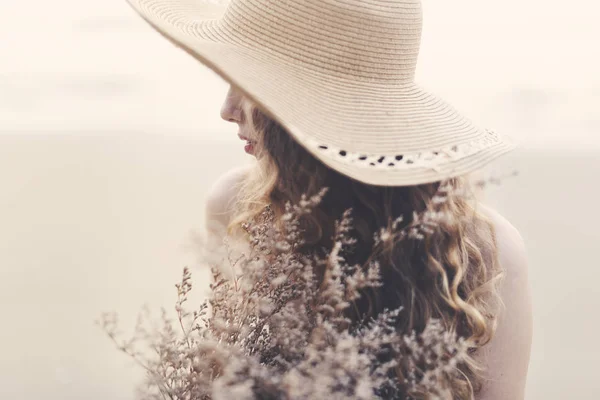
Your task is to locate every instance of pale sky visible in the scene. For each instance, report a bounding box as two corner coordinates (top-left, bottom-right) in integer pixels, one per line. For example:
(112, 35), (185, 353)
(0, 0), (598, 146)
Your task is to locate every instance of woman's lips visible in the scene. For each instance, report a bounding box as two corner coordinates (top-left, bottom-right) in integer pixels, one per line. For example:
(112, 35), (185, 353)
(238, 134), (256, 155)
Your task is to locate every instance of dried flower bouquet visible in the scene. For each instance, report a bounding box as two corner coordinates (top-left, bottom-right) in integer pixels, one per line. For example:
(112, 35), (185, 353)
(100, 174), (514, 400)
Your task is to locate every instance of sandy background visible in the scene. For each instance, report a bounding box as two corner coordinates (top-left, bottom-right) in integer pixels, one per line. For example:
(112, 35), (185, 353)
(1, 0), (599, 399)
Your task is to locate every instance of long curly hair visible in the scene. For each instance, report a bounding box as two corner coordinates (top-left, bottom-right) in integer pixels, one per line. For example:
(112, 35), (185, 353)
(225, 104), (504, 399)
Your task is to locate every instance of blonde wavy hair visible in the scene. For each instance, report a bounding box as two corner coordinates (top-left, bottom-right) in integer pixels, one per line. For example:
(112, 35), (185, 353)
(225, 104), (504, 399)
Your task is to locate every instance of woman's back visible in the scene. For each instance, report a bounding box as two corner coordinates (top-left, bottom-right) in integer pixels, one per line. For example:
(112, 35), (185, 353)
(205, 166), (532, 400)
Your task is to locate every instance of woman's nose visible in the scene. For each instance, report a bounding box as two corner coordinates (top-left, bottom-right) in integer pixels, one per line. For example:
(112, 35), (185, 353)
(220, 86), (243, 123)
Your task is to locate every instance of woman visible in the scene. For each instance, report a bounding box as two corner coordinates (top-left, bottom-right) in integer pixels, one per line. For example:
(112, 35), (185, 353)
(127, 0), (532, 398)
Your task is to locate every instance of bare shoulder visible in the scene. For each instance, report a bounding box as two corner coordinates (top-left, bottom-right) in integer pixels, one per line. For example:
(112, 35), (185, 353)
(205, 164), (253, 232)
(474, 203), (533, 400)
(479, 204), (528, 277)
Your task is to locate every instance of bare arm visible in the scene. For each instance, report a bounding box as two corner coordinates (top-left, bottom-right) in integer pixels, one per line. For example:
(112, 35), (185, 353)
(475, 206), (533, 400)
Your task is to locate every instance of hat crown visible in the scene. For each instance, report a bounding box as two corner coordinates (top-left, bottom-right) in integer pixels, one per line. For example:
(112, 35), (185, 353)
(220, 0), (423, 82)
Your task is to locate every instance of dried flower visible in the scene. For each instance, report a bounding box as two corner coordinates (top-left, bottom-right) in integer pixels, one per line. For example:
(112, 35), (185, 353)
(99, 174), (511, 399)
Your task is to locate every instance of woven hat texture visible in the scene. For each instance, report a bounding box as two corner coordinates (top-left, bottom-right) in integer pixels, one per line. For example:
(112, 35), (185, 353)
(126, 0), (518, 186)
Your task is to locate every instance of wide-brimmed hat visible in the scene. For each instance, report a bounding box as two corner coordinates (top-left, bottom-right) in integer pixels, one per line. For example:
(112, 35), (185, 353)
(125, 0), (517, 186)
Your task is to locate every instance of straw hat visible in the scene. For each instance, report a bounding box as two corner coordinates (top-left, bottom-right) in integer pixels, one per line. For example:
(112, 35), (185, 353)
(125, 0), (518, 186)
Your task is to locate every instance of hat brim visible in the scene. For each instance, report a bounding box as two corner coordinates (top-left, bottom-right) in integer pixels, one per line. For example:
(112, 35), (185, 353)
(126, 0), (518, 186)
